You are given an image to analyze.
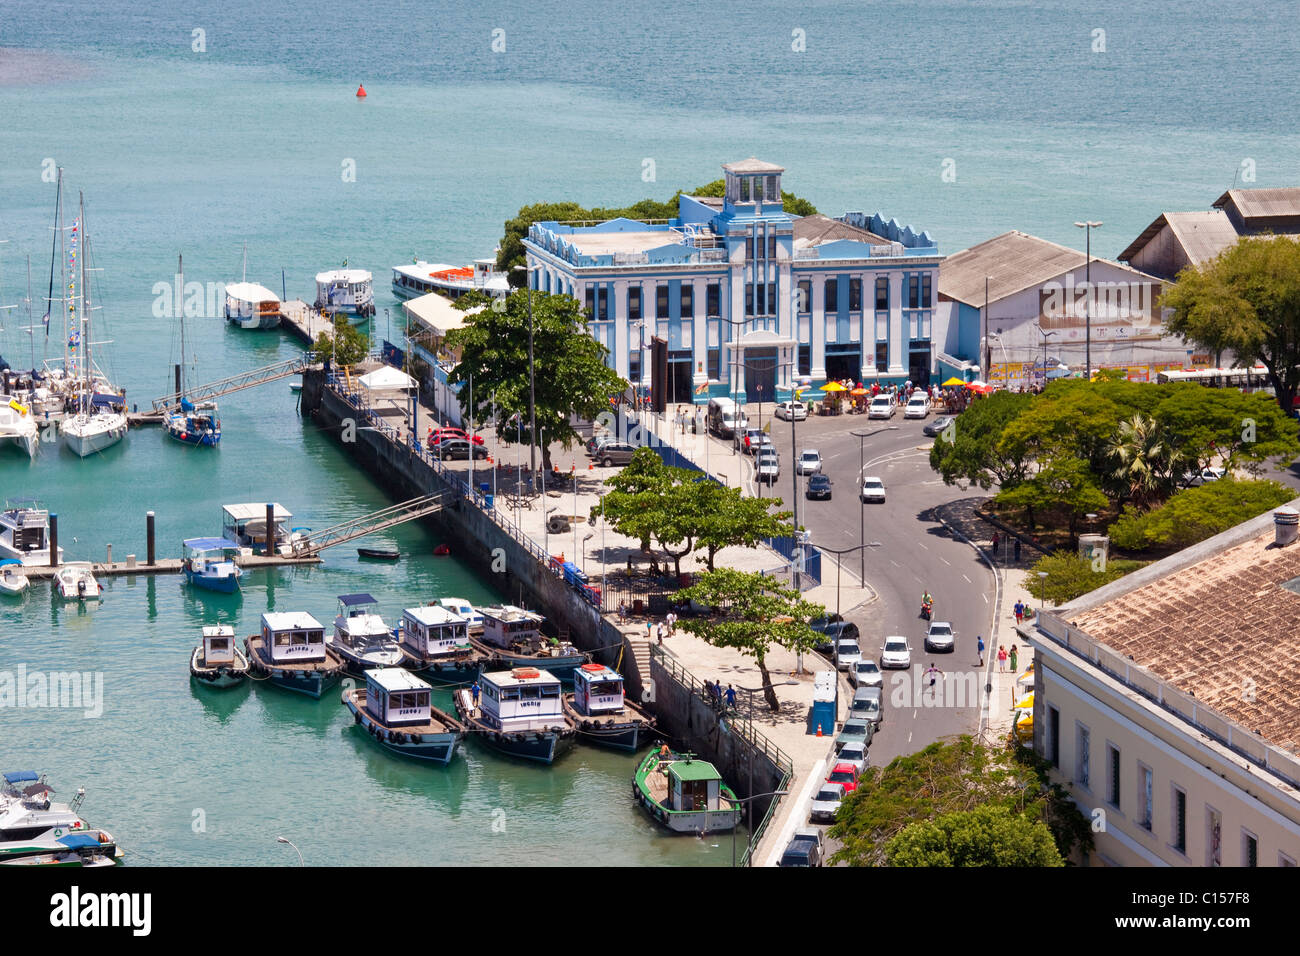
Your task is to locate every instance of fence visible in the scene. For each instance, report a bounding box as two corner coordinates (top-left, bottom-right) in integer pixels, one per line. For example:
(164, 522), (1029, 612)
(763, 534), (823, 585)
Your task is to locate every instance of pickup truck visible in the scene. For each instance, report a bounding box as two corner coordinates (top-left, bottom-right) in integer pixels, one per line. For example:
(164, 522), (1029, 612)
(778, 828), (825, 867)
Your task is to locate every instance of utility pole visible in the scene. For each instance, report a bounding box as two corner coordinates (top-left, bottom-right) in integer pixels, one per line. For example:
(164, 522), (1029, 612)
(1074, 221), (1102, 381)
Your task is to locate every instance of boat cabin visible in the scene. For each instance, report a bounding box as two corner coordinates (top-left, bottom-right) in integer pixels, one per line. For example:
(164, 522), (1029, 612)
(261, 612), (327, 663)
(225, 282), (282, 322)
(202, 625), (237, 665)
(667, 760), (727, 813)
(479, 668), (563, 731)
(478, 605), (544, 650)
(364, 668), (432, 727)
(572, 663), (626, 716)
(183, 537), (239, 569)
(0, 498), (61, 564)
(335, 593), (390, 641)
(402, 605), (470, 658)
(221, 503), (294, 553)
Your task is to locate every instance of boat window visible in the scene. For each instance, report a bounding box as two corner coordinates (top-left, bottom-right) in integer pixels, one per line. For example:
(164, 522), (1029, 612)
(291, 631), (309, 646)
(500, 688), (520, 700)
(520, 686), (541, 700)
(592, 681), (622, 696)
(416, 691), (429, 708)
(210, 638), (229, 652)
(274, 632), (290, 647)
(540, 685), (560, 698)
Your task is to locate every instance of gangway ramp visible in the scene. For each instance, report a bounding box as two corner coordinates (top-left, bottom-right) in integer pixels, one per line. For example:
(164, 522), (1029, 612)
(151, 355), (313, 414)
(290, 493), (446, 556)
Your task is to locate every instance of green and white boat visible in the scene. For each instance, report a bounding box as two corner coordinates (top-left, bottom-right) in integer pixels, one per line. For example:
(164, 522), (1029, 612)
(0, 771), (123, 867)
(632, 748), (743, 834)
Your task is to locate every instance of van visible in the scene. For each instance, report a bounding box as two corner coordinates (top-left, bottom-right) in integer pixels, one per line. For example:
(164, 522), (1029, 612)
(707, 397), (747, 438)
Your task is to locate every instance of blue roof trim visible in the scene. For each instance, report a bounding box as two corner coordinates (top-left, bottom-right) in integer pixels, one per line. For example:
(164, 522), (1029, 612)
(3, 771), (39, 783)
(58, 833), (103, 849)
(339, 593), (378, 607)
(183, 537), (240, 552)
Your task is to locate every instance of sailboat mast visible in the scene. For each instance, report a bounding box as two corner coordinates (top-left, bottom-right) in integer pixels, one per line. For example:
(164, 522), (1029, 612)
(79, 193), (90, 415)
(44, 168), (62, 366)
(178, 253), (185, 399)
(27, 254), (34, 370)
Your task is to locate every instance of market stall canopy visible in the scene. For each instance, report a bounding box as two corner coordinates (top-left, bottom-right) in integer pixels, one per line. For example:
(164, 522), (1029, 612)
(941, 377), (966, 387)
(820, 381), (846, 392)
(359, 366), (418, 392)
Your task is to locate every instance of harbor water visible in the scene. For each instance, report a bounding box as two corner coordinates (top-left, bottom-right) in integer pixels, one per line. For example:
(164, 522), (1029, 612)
(1, 0), (1296, 865)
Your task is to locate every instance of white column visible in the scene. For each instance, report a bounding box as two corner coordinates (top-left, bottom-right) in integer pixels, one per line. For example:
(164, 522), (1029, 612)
(728, 264), (745, 397)
(692, 277), (709, 388)
(612, 279), (629, 379)
(889, 272), (906, 376)
(811, 275), (827, 380)
(858, 271), (874, 382)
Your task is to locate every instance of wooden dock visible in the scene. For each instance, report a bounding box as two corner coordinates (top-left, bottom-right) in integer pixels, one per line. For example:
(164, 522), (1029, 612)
(280, 299), (333, 345)
(21, 553), (321, 580)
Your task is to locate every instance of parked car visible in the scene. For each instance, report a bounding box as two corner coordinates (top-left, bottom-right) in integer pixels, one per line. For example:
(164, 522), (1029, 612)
(850, 659), (883, 689)
(814, 620), (859, 656)
(826, 762), (860, 793)
(596, 442), (637, 467)
(778, 829), (824, 867)
(851, 685), (883, 728)
(835, 717), (875, 753)
(756, 453), (780, 484)
(923, 415), (955, 438)
(808, 613), (844, 633)
(836, 740), (869, 776)
(436, 438), (488, 460)
(860, 476), (886, 503)
(868, 395), (896, 419)
(806, 474), (832, 500)
(586, 434), (616, 456)
(904, 394), (931, 418)
(1184, 466), (1227, 487)
(430, 426), (484, 446)
(881, 635), (912, 669)
(835, 639), (863, 671)
(774, 400), (808, 421)
(925, 620), (955, 653)
(742, 428), (763, 454)
(796, 449), (823, 475)
(749, 433), (774, 456)
(809, 782), (847, 823)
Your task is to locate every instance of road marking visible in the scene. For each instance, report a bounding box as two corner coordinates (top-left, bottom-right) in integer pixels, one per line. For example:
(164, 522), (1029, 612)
(962, 573), (971, 583)
(939, 556), (950, 565)
(890, 560), (900, 567)
(918, 541), (928, 550)
(982, 593), (988, 604)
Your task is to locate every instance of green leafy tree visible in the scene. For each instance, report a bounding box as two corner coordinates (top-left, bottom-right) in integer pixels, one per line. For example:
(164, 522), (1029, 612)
(1025, 553), (1147, 604)
(695, 490), (794, 571)
(674, 569), (825, 711)
(929, 390), (1033, 489)
(445, 290), (626, 474)
(996, 455), (1109, 535)
(1105, 413), (1188, 508)
(1150, 383), (1299, 476)
(591, 447), (672, 554)
(1162, 235), (1300, 414)
(886, 804), (1064, 867)
(1107, 477), (1295, 552)
(313, 314), (370, 367)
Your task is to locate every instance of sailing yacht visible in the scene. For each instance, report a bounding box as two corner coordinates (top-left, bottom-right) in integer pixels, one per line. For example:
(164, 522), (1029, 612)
(164, 253), (221, 447)
(0, 400), (38, 458)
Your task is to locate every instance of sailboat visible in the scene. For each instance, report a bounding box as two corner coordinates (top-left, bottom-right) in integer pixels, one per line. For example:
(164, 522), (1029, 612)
(0, 248), (39, 458)
(60, 192), (128, 458)
(163, 253), (221, 447)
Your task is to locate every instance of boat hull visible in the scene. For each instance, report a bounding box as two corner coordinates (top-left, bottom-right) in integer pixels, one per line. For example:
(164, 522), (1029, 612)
(61, 414), (127, 457)
(399, 648), (481, 684)
(574, 720), (647, 752)
(330, 643), (405, 679)
(453, 690), (576, 765)
(0, 575), (29, 597)
(473, 644), (587, 683)
(633, 752), (743, 833)
(165, 423), (220, 446)
(342, 693), (463, 766)
(245, 638), (344, 699)
(189, 646), (250, 689)
(185, 566), (241, 593)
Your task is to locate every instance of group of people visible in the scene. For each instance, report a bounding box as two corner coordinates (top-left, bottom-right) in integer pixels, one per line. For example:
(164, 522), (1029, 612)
(615, 602), (678, 645)
(705, 679), (737, 711)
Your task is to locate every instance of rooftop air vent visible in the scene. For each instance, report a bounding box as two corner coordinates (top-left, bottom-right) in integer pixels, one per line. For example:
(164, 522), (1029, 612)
(1275, 506), (1299, 546)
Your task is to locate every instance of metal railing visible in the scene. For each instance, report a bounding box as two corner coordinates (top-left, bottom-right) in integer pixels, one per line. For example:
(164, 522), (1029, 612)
(152, 354), (313, 413)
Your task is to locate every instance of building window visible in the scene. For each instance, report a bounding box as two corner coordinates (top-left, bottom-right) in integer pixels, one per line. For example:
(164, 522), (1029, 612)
(875, 341), (888, 371)
(681, 284), (693, 319)
(766, 283), (776, 316)
(876, 276), (889, 311)
(921, 274), (932, 308)
(745, 236), (754, 259)
(825, 278), (838, 313)
(740, 177), (750, 201)
(752, 177), (763, 201)
(1242, 830), (1258, 867)
(629, 287), (642, 321)
(628, 351), (641, 383)
(707, 347), (720, 381)
(797, 280), (811, 314)
(598, 286), (609, 321)
(585, 287), (595, 318)
(798, 345), (810, 377)
(1048, 706), (1060, 768)
(707, 283), (720, 317)
(1106, 744), (1120, 809)
(745, 285), (754, 317)
(767, 234), (777, 258)
(656, 284), (669, 319)
(1138, 764), (1153, 831)
(848, 278), (862, 312)
(1076, 725), (1090, 790)
(907, 274), (920, 309)
(767, 174), (779, 200)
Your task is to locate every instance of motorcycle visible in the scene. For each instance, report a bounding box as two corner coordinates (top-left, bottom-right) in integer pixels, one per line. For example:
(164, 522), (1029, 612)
(920, 600), (933, 621)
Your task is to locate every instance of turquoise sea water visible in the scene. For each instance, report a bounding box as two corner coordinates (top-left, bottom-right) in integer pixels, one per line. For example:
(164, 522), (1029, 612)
(0, 0), (1296, 865)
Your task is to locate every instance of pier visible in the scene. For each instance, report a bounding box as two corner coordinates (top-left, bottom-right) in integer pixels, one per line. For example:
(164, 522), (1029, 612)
(279, 299), (334, 345)
(21, 552), (321, 579)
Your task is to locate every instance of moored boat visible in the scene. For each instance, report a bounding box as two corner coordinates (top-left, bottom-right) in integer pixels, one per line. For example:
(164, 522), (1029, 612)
(397, 603), (486, 682)
(633, 749), (743, 834)
(245, 611), (344, 698)
(54, 562), (102, 602)
(438, 596), (482, 634)
(471, 604), (587, 681)
(342, 668), (465, 765)
(357, 546), (400, 560)
(314, 267), (375, 322)
(164, 398), (220, 447)
(0, 559), (29, 597)
(182, 537), (243, 593)
(189, 624), (250, 688)
(225, 283), (282, 330)
(329, 593), (404, 677)
(0, 400), (39, 458)
(453, 667), (577, 764)
(221, 502), (299, 554)
(564, 663), (655, 751)
(0, 499), (62, 566)
(390, 258), (508, 301)
(0, 771), (123, 867)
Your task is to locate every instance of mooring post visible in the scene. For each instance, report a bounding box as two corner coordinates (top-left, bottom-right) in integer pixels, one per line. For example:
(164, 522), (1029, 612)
(49, 513), (58, 568)
(106, 543), (112, 565)
(266, 503), (275, 557)
(146, 511), (156, 566)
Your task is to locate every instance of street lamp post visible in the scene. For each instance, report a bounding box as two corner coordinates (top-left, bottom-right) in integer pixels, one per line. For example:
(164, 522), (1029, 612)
(720, 789), (789, 868)
(1074, 221), (1102, 381)
(276, 836), (304, 866)
(737, 680), (798, 866)
(850, 426), (900, 581)
(1036, 324), (1058, 387)
(809, 542), (882, 667)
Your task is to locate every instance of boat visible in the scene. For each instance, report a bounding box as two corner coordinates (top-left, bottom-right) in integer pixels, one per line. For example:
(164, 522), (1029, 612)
(0, 399), (38, 458)
(220, 502), (301, 554)
(182, 537), (243, 593)
(438, 596), (482, 633)
(390, 258), (508, 301)
(0, 498), (63, 566)
(342, 668), (466, 765)
(60, 401), (127, 457)
(471, 604), (587, 682)
(189, 624), (250, 689)
(632, 749), (743, 834)
(453, 667), (577, 764)
(329, 593), (404, 677)
(0, 559), (29, 597)
(225, 246), (283, 330)
(164, 254), (221, 447)
(0, 771), (123, 867)
(357, 546), (400, 560)
(314, 267), (375, 322)
(564, 663), (655, 751)
(432, 544), (450, 556)
(244, 611), (345, 698)
(54, 562), (102, 602)
(397, 603), (486, 682)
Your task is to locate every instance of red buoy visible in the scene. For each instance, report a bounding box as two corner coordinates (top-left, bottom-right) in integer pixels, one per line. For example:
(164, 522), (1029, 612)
(356, 84), (367, 98)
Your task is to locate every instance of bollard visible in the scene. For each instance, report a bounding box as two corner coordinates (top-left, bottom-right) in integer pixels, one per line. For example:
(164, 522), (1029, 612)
(126, 554), (137, 569)
(49, 514), (58, 568)
(265, 503), (275, 557)
(106, 544), (112, 565)
(146, 511), (156, 566)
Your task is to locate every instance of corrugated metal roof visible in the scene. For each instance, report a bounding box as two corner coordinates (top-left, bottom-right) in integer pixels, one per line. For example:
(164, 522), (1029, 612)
(1117, 210), (1240, 266)
(938, 231), (1141, 306)
(1213, 187), (1300, 221)
(791, 214), (887, 246)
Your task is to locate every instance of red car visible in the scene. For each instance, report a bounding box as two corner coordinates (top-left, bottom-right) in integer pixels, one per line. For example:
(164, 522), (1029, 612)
(429, 427), (484, 446)
(826, 762), (860, 793)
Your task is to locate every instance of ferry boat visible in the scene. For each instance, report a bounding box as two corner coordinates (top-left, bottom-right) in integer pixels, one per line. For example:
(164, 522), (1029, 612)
(0, 399), (38, 458)
(245, 611), (345, 698)
(471, 605), (587, 681)
(329, 593), (404, 677)
(0, 771), (123, 867)
(189, 624), (250, 689)
(225, 282), (282, 330)
(342, 668), (466, 765)
(54, 562), (102, 602)
(0, 559), (29, 597)
(220, 502), (301, 555)
(314, 267), (375, 322)
(390, 258), (508, 301)
(182, 537), (243, 593)
(0, 499), (62, 566)
(633, 749), (743, 834)
(397, 603), (486, 682)
(438, 597), (483, 635)
(454, 667), (577, 764)
(564, 663), (655, 751)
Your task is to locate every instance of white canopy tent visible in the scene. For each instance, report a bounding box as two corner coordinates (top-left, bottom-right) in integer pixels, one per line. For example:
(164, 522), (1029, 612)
(358, 366), (418, 392)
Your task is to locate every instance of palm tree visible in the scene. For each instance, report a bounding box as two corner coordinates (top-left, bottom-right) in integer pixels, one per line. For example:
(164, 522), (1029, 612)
(1106, 414), (1187, 509)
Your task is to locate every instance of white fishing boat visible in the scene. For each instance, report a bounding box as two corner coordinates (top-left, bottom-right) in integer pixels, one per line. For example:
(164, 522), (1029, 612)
(189, 624), (250, 688)
(0, 400), (38, 458)
(314, 267), (375, 323)
(0, 771), (123, 867)
(55, 562), (102, 602)
(225, 245), (283, 329)
(342, 668), (466, 765)
(391, 258), (508, 301)
(0, 498), (62, 566)
(329, 592), (403, 676)
(244, 611), (345, 698)
(0, 559), (29, 597)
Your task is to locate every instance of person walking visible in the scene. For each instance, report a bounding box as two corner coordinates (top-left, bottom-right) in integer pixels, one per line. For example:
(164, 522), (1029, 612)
(617, 600), (627, 622)
(656, 622), (664, 645)
(1014, 600), (1024, 625)
(997, 645), (1008, 673)
(725, 684), (737, 711)
(470, 680), (481, 709)
(1009, 645), (1019, 672)
(923, 662), (942, 688)
(666, 611), (676, 636)
(977, 634), (985, 666)
(1013, 537), (1022, 562)
(991, 531), (1000, 556)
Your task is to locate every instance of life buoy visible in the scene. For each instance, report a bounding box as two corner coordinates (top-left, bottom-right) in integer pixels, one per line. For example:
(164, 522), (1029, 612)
(580, 663), (604, 673)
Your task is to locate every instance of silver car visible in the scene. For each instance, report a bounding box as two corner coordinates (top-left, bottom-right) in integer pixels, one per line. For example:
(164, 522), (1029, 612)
(925, 620), (955, 653)
(837, 740), (869, 775)
(796, 449), (823, 475)
(775, 401), (808, 421)
(809, 782), (847, 823)
(756, 450), (780, 484)
(851, 685), (883, 728)
(850, 659), (883, 689)
(835, 639), (862, 672)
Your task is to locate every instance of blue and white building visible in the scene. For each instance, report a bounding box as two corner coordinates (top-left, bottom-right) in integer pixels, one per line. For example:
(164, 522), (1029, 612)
(522, 158), (941, 404)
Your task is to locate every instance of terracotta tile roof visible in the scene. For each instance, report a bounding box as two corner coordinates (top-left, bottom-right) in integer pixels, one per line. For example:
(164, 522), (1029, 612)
(1069, 529), (1300, 751)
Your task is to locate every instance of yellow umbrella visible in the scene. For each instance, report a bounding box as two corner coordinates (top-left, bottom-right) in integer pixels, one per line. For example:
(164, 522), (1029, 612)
(1014, 710), (1034, 740)
(1014, 692), (1034, 710)
(820, 381), (846, 392)
(941, 377), (965, 387)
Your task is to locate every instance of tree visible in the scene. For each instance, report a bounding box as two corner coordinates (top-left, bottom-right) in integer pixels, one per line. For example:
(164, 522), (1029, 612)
(1162, 235), (1300, 415)
(885, 804), (1064, 867)
(1108, 477), (1295, 552)
(445, 290), (627, 474)
(694, 489), (793, 571)
(1150, 383), (1300, 476)
(996, 454), (1109, 535)
(1105, 413), (1188, 509)
(1025, 553), (1146, 603)
(674, 569), (825, 711)
(929, 390), (1033, 490)
(313, 314), (369, 367)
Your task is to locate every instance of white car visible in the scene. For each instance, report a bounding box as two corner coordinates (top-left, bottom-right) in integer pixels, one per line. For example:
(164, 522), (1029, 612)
(835, 639), (863, 671)
(756, 450), (780, 484)
(850, 659), (883, 689)
(924, 620), (955, 653)
(860, 476), (886, 503)
(904, 394), (931, 418)
(775, 400), (808, 421)
(868, 395), (896, 419)
(836, 740), (869, 776)
(881, 635), (912, 670)
(1185, 466), (1227, 487)
(796, 449), (823, 475)
(809, 782), (847, 823)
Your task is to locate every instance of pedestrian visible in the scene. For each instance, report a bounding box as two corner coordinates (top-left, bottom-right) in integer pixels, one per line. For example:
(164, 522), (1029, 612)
(656, 622), (664, 645)
(617, 600), (627, 622)
(924, 662), (941, 688)
(991, 531), (1000, 556)
(997, 645), (1008, 672)
(1014, 600), (1023, 625)
(646, 621), (653, 640)
(725, 684), (736, 710)
(470, 680), (480, 708)
(1014, 537), (1022, 562)
(1009, 645), (1019, 672)
(666, 611), (675, 635)
(977, 635), (985, 666)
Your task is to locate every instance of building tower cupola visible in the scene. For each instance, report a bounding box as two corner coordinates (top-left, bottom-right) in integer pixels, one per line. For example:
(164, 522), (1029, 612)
(722, 158), (785, 212)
